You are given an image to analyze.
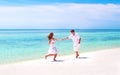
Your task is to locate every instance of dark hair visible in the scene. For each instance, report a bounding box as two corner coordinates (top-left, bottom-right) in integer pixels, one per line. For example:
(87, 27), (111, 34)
(70, 29), (75, 32)
(48, 32), (54, 40)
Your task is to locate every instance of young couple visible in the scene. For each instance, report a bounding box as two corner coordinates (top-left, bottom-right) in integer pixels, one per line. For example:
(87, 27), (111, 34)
(45, 29), (81, 61)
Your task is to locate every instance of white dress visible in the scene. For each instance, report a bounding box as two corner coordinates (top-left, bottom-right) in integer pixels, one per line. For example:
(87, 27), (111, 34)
(48, 39), (57, 54)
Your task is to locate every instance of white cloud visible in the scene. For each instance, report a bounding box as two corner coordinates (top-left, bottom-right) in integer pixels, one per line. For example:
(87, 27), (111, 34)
(0, 3), (120, 29)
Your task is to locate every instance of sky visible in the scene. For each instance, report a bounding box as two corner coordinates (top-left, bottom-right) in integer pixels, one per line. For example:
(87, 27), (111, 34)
(0, 0), (120, 29)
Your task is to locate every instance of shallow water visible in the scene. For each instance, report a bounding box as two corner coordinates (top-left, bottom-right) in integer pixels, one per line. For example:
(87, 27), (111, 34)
(0, 29), (120, 64)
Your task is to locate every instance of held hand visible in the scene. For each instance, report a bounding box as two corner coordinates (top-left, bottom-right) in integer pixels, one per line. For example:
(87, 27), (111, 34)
(61, 38), (65, 41)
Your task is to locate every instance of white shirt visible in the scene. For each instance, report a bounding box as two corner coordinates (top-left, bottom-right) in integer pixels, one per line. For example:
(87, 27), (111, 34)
(68, 33), (80, 46)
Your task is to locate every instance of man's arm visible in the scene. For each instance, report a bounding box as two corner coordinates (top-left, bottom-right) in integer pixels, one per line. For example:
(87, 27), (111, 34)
(78, 37), (81, 44)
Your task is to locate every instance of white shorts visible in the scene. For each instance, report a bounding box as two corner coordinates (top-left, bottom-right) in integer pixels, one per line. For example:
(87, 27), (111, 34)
(73, 44), (80, 51)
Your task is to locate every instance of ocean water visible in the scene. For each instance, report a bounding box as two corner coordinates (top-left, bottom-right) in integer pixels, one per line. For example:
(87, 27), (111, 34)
(0, 29), (120, 64)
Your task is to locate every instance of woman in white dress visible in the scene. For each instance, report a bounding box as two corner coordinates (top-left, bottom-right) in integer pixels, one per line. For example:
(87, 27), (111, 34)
(45, 32), (58, 61)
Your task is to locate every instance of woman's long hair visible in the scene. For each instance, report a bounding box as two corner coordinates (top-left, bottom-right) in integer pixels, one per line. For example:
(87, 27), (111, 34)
(48, 32), (54, 44)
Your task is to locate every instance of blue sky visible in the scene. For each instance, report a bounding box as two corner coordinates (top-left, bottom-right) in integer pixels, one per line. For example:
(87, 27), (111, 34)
(0, 0), (120, 29)
(0, 0), (120, 4)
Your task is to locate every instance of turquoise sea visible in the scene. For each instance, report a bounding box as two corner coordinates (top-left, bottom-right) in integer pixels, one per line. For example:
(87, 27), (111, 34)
(0, 29), (120, 64)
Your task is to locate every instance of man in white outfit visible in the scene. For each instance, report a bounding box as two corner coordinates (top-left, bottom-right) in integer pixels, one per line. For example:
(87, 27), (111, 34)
(63, 29), (81, 58)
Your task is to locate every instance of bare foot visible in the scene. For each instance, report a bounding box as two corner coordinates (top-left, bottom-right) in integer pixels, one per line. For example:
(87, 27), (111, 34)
(53, 59), (57, 61)
(76, 55), (79, 58)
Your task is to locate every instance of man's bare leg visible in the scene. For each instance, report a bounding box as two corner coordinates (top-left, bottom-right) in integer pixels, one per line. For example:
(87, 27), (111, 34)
(75, 51), (79, 58)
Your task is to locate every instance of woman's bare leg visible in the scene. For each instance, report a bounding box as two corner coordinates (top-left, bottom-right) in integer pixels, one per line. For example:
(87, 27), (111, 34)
(45, 54), (55, 59)
(53, 54), (57, 61)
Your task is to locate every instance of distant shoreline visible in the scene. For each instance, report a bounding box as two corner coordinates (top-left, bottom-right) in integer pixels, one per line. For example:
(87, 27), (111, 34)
(0, 29), (120, 30)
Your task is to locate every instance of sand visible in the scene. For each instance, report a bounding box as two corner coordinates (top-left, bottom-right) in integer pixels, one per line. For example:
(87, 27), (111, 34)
(0, 48), (120, 75)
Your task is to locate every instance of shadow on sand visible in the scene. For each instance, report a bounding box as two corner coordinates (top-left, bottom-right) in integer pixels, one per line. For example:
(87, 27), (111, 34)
(50, 57), (88, 62)
(51, 60), (64, 62)
(78, 57), (88, 59)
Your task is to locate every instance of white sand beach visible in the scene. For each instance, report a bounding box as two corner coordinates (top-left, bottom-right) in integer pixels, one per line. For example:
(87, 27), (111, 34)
(0, 48), (120, 75)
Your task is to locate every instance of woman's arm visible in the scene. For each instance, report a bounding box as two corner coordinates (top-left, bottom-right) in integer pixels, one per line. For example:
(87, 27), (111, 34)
(54, 37), (69, 41)
(53, 38), (62, 41)
(62, 37), (69, 40)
